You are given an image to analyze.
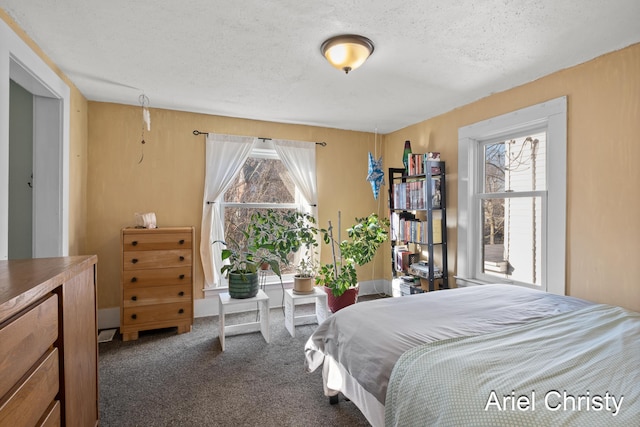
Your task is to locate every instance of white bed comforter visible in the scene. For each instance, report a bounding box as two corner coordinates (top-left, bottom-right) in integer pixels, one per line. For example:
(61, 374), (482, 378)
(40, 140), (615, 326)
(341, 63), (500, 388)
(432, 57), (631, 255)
(385, 304), (640, 426)
(304, 285), (593, 421)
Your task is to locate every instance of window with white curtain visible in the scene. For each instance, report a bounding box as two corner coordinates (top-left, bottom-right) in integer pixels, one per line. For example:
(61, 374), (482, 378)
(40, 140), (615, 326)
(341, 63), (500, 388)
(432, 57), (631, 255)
(457, 97), (567, 294)
(221, 142), (305, 280)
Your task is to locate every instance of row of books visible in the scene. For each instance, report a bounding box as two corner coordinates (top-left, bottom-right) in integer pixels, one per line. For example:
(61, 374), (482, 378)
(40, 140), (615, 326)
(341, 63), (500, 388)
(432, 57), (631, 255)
(391, 177), (442, 210)
(406, 152), (441, 176)
(391, 212), (442, 244)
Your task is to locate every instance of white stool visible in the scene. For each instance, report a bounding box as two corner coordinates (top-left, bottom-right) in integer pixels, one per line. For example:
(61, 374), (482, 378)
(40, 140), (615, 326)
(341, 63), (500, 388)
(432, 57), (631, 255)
(218, 290), (270, 351)
(284, 287), (329, 337)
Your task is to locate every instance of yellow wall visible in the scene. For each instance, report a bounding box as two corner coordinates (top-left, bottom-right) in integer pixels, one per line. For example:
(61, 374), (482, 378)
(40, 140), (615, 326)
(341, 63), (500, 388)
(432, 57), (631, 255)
(86, 104), (384, 308)
(4, 7), (638, 312)
(385, 43), (640, 311)
(0, 10), (90, 256)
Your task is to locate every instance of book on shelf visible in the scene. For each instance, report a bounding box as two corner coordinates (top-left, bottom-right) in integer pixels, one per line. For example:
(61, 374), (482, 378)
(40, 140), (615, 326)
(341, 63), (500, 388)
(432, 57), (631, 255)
(393, 245), (411, 273)
(409, 261), (442, 279)
(430, 176), (442, 209)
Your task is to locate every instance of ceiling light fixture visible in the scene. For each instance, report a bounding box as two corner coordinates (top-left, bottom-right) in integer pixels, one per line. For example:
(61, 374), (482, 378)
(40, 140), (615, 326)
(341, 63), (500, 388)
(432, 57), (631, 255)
(321, 34), (374, 74)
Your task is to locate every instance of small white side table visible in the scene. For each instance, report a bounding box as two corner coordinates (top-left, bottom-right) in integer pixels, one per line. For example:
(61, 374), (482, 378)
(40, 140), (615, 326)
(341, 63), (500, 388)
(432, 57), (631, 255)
(218, 290), (270, 351)
(284, 287), (329, 337)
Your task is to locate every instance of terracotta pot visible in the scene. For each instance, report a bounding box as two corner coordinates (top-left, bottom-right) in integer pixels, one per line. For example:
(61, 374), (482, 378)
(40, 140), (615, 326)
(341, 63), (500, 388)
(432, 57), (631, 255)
(293, 275), (315, 295)
(323, 286), (358, 313)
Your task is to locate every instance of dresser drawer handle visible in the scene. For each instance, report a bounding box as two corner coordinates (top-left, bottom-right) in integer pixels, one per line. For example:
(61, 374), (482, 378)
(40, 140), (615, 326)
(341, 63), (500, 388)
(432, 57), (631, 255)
(132, 240), (138, 246)
(131, 295), (137, 301)
(131, 314), (137, 320)
(178, 308), (184, 314)
(131, 258), (138, 264)
(178, 291), (185, 297)
(179, 256), (185, 261)
(131, 277), (138, 283)
(179, 274), (185, 280)
(179, 239), (185, 245)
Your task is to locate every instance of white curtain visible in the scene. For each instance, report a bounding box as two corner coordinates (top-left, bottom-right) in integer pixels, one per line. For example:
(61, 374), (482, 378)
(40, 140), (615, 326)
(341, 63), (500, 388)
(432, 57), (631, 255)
(273, 139), (318, 210)
(200, 134), (256, 288)
(273, 139), (319, 262)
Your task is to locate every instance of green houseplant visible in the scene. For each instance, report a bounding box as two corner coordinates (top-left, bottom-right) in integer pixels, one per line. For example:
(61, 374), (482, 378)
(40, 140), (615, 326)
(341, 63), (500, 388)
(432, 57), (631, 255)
(214, 229), (264, 299)
(316, 213), (389, 312)
(215, 209), (318, 298)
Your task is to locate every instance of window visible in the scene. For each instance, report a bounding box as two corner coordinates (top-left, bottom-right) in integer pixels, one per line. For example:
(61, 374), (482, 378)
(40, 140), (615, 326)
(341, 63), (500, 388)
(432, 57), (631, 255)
(458, 97), (566, 294)
(221, 143), (303, 279)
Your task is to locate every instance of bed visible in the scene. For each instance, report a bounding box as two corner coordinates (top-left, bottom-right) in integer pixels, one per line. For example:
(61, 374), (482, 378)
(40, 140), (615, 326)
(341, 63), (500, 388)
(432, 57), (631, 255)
(304, 284), (639, 426)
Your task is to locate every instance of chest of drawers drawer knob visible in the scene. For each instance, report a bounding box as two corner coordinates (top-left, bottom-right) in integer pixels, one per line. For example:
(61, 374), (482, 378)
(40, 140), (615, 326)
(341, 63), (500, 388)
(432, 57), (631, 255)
(131, 295), (137, 301)
(179, 256), (185, 261)
(179, 274), (185, 280)
(178, 291), (184, 297)
(132, 241), (138, 246)
(131, 314), (137, 320)
(179, 239), (185, 245)
(179, 308), (184, 314)
(131, 258), (138, 264)
(131, 277), (137, 283)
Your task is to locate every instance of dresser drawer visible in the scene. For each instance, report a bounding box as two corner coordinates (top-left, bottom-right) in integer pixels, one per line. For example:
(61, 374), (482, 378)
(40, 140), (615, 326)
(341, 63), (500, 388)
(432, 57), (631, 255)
(0, 293), (58, 399)
(123, 302), (192, 326)
(122, 231), (192, 251)
(0, 348), (59, 427)
(39, 400), (61, 427)
(122, 266), (192, 288)
(123, 285), (192, 308)
(123, 249), (192, 270)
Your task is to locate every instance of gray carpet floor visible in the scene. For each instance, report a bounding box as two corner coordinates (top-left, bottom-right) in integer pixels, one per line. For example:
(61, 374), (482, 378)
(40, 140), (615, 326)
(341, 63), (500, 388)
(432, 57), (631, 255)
(99, 296), (382, 426)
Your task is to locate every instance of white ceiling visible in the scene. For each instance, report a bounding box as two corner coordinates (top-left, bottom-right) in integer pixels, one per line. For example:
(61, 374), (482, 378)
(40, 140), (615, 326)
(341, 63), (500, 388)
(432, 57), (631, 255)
(2, 1), (639, 133)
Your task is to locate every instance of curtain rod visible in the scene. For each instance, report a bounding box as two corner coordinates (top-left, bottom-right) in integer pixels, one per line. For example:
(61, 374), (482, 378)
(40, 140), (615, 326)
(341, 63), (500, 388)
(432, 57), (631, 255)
(192, 130), (327, 146)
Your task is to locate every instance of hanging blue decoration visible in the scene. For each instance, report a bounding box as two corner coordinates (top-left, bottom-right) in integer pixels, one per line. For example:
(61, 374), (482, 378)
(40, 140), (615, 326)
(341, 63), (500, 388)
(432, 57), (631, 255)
(366, 152), (385, 199)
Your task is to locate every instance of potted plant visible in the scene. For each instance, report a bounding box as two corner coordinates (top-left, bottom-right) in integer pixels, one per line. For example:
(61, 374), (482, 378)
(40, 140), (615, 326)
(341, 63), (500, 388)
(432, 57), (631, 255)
(215, 209), (318, 298)
(293, 255), (317, 294)
(215, 233), (264, 299)
(316, 213), (389, 312)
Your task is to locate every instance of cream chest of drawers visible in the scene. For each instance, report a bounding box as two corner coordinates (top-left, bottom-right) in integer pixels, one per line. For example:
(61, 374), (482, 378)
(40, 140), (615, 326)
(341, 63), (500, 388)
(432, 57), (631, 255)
(120, 227), (195, 341)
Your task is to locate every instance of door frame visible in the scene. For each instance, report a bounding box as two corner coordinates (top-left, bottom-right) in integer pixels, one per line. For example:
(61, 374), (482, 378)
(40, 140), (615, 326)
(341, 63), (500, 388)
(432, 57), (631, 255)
(0, 18), (70, 259)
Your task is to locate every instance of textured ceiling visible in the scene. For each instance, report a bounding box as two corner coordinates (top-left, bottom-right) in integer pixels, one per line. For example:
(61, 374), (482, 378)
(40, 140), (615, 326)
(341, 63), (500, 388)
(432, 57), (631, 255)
(2, 1), (639, 133)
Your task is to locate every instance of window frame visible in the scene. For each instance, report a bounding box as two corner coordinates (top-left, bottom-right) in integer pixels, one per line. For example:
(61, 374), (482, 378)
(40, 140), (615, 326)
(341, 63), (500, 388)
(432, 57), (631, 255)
(220, 141), (305, 284)
(476, 131), (548, 287)
(457, 97), (567, 295)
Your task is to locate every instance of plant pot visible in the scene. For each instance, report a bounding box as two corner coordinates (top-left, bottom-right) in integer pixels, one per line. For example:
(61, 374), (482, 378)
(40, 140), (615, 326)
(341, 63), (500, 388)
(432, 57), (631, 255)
(293, 275), (315, 295)
(323, 286), (358, 313)
(228, 272), (259, 299)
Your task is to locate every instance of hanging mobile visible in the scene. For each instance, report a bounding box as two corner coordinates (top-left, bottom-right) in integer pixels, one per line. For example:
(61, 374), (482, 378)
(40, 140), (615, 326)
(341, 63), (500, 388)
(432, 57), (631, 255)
(138, 94), (150, 164)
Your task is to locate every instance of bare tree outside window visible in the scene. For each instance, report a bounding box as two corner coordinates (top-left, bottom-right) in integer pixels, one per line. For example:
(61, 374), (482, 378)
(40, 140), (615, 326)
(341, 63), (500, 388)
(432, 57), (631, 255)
(223, 156), (299, 276)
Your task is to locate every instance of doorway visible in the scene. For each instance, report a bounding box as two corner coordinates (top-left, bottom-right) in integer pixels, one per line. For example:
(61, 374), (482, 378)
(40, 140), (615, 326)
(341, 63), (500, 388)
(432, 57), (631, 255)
(1, 18), (70, 259)
(8, 80), (33, 258)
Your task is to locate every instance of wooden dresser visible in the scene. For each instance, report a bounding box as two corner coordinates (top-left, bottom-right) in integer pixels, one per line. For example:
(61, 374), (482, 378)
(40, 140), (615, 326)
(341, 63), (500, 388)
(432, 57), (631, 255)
(120, 227), (194, 341)
(0, 255), (99, 427)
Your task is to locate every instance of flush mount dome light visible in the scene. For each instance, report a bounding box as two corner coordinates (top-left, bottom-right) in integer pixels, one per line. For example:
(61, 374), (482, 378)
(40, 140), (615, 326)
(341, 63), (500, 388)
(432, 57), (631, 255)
(321, 34), (374, 74)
